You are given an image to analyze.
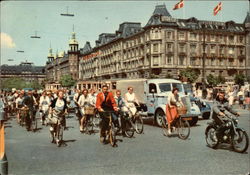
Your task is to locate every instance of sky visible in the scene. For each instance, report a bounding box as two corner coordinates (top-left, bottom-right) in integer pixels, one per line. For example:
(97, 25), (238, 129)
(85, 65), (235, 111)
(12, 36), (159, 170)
(1, 0), (249, 66)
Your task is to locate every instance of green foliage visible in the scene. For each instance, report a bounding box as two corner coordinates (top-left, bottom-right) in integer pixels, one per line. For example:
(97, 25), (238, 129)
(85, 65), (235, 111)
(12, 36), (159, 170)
(234, 73), (246, 86)
(180, 68), (200, 83)
(207, 74), (219, 87)
(1, 77), (43, 90)
(165, 73), (173, 79)
(59, 74), (76, 87)
(206, 74), (226, 87)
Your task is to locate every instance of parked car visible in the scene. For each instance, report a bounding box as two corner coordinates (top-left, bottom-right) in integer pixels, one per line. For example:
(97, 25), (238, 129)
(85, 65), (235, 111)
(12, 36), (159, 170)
(183, 84), (211, 125)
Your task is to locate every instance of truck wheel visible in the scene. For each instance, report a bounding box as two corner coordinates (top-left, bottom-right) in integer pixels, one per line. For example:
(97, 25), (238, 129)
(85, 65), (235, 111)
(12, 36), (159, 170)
(188, 116), (198, 126)
(155, 109), (165, 127)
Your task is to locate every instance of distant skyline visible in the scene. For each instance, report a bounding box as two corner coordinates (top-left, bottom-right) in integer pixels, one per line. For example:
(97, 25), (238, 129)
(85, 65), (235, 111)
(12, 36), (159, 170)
(1, 1), (249, 66)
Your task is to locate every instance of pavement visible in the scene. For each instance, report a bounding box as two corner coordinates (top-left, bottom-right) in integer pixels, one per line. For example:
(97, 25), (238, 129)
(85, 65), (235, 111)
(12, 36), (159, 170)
(3, 107), (250, 175)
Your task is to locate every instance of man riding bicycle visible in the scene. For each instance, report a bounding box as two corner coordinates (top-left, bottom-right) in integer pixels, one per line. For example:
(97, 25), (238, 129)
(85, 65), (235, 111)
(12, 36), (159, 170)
(96, 85), (118, 144)
(22, 90), (38, 131)
(124, 87), (139, 117)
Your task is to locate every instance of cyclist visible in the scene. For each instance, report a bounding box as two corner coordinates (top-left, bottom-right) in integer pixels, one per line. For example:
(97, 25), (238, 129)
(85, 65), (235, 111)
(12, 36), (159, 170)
(124, 87), (139, 117)
(39, 91), (51, 125)
(96, 85), (118, 144)
(15, 92), (25, 123)
(22, 90), (38, 131)
(49, 90), (68, 142)
(114, 90), (127, 136)
(77, 89), (91, 132)
(166, 87), (184, 135)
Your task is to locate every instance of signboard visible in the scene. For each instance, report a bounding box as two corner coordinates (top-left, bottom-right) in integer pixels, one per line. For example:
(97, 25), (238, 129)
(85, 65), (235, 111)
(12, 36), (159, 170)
(82, 51), (102, 60)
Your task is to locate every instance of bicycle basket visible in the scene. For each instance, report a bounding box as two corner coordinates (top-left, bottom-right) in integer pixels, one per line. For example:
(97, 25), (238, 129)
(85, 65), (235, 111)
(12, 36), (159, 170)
(177, 106), (187, 115)
(46, 113), (59, 125)
(84, 106), (95, 115)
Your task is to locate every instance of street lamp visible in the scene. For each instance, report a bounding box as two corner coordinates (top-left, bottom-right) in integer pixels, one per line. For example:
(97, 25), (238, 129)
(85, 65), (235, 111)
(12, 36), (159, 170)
(201, 23), (206, 99)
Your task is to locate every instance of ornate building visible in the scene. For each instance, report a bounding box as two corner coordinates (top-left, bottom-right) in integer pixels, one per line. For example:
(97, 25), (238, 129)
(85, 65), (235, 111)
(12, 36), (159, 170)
(45, 32), (80, 90)
(78, 5), (250, 88)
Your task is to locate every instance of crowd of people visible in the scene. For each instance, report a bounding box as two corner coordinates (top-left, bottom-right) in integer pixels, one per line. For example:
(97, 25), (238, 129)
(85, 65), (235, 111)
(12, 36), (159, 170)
(0, 85), (141, 145)
(193, 85), (250, 110)
(0, 83), (249, 148)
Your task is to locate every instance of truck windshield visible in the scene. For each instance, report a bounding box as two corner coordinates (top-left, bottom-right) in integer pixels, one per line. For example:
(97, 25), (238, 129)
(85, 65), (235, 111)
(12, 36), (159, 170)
(172, 83), (184, 93)
(159, 83), (171, 92)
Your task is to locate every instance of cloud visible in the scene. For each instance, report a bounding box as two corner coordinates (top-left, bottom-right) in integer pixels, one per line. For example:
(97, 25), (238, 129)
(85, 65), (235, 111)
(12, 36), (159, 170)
(1, 33), (16, 48)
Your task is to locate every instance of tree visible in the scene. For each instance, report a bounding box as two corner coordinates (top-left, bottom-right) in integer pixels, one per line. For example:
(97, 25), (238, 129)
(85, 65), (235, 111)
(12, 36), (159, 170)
(59, 74), (76, 88)
(234, 73), (246, 87)
(207, 74), (218, 87)
(206, 74), (226, 87)
(1, 77), (26, 90)
(180, 68), (200, 83)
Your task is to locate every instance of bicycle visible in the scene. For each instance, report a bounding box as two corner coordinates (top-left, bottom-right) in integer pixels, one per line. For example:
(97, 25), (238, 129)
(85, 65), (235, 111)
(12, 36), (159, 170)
(125, 104), (144, 134)
(117, 110), (134, 138)
(48, 110), (65, 147)
(162, 113), (191, 140)
(99, 111), (117, 147)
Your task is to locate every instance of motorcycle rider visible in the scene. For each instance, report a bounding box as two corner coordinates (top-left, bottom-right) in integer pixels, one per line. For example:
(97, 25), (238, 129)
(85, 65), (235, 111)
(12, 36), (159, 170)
(212, 90), (239, 140)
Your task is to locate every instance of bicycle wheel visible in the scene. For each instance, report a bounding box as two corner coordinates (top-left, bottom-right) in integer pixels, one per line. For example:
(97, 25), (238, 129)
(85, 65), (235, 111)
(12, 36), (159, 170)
(93, 113), (100, 129)
(134, 115), (143, 134)
(161, 117), (168, 136)
(109, 123), (116, 147)
(177, 119), (190, 140)
(56, 124), (63, 147)
(86, 116), (94, 134)
(124, 120), (134, 138)
(32, 116), (37, 132)
(232, 128), (249, 153)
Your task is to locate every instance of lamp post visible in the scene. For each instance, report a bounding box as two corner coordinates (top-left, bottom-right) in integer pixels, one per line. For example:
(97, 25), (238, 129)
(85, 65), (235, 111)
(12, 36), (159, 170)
(202, 23), (207, 99)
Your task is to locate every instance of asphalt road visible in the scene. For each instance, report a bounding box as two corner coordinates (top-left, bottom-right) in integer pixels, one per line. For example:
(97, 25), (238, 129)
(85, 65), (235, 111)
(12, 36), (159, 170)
(4, 107), (250, 175)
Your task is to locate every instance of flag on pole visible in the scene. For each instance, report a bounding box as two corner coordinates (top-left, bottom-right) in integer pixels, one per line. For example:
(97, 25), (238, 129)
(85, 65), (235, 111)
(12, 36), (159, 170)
(173, 0), (184, 10)
(213, 2), (222, 16)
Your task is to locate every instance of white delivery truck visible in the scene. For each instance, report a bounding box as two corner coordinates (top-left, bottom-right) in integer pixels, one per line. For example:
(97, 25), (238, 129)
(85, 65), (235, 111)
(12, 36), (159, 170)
(116, 78), (201, 126)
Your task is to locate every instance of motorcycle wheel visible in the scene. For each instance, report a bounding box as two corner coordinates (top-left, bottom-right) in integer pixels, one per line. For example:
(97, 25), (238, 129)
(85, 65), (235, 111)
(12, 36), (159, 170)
(124, 120), (134, 138)
(205, 126), (219, 149)
(231, 128), (249, 153)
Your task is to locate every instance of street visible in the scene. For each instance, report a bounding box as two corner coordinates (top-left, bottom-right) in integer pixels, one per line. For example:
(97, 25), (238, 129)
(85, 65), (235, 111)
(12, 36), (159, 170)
(4, 107), (250, 175)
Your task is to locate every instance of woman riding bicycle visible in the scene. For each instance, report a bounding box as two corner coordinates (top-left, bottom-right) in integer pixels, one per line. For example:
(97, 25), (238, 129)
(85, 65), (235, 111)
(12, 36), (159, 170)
(166, 87), (184, 135)
(77, 89), (92, 132)
(49, 90), (68, 142)
(39, 91), (51, 125)
(124, 87), (139, 117)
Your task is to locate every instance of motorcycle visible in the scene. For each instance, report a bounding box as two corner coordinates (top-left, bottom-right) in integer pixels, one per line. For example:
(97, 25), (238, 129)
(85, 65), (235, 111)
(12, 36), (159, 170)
(205, 113), (249, 153)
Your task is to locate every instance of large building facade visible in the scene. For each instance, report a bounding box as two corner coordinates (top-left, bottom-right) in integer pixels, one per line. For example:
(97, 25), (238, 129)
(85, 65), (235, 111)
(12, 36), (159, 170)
(78, 5), (250, 86)
(0, 61), (46, 86)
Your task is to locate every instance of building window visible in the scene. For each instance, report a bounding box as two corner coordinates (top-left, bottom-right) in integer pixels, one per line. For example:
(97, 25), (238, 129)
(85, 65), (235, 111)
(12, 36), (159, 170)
(178, 32), (185, 40)
(167, 56), (172, 64)
(179, 44), (186, 52)
(211, 58), (216, 66)
(239, 36), (244, 43)
(190, 57), (196, 66)
(166, 31), (172, 40)
(229, 35), (234, 43)
(190, 44), (196, 53)
(153, 56), (159, 66)
(153, 43), (159, 52)
(210, 45), (216, 53)
(179, 56), (185, 65)
(190, 33), (197, 40)
(167, 43), (172, 52)
(210, 35), (215, 42)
